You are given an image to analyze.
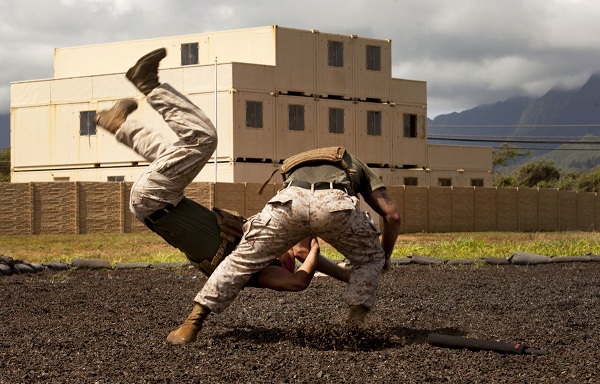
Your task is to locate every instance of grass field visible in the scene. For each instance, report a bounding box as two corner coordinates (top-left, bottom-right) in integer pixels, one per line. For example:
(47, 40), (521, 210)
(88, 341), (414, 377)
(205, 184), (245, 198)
(1, 231), (599, 265)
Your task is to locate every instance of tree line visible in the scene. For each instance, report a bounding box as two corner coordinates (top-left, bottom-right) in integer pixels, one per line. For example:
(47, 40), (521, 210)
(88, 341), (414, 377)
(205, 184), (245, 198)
(493, 144), (600, 192)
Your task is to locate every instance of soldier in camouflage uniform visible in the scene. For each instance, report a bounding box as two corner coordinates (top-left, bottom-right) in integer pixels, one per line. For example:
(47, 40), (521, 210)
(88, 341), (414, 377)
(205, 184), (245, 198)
(168, 151), (401, 344)
(94, 48), (352, 344)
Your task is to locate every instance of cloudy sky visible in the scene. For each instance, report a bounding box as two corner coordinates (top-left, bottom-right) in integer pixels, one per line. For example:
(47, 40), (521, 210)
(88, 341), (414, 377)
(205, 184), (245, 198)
(2, 0), (600, 119)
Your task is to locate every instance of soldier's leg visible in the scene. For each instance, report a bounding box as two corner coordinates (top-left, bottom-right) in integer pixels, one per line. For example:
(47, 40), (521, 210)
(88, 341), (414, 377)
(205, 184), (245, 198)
(313, 191), (385, 321)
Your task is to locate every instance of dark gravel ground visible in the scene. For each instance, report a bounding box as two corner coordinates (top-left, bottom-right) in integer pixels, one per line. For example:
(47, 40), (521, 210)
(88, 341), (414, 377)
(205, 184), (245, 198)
(1, 262), (598, 383)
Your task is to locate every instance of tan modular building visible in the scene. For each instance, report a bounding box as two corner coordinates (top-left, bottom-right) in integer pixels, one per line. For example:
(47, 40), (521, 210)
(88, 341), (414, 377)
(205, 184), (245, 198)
(10, 25), (491, 187)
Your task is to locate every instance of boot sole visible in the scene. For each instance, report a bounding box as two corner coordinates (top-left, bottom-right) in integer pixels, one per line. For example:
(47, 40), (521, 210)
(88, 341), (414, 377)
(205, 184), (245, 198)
(126, 48), (167, 81)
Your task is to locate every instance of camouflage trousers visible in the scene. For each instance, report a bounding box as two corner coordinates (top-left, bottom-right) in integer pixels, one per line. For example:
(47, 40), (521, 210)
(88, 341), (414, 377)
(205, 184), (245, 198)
(114, 83), (217, 221)
(195, 186), (385, 312)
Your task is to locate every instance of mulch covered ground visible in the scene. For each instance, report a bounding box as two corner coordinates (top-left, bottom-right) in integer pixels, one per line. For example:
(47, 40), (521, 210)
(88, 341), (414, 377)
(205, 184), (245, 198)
(1, 262), (598, 383)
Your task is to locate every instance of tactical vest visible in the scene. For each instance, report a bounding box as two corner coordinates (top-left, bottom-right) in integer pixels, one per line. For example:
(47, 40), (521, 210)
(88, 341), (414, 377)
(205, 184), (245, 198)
(190, 207), (246, 277)
(259, 146), (356, 194)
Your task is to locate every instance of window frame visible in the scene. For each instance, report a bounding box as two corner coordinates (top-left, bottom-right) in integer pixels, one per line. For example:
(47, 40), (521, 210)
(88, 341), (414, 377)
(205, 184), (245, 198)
(328, 108), (345, 134)
(403, 113), (418, 138)
(367, 110), (382, 136)
(181, 42), (199, 66)
(471, 179), (484, 187)
(366, 45), (381, 71)
(288, 104), (305, 131)
(245, 101), (264, 128)
(327, 41), (344, 67)
(438, 178), (452, 187)
(404, 177), (418, 186)
(79, 111), (97, 136)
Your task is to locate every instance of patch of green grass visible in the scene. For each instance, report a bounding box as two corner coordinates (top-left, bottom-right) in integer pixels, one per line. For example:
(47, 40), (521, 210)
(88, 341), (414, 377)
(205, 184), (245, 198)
(1, 231), (599, 264)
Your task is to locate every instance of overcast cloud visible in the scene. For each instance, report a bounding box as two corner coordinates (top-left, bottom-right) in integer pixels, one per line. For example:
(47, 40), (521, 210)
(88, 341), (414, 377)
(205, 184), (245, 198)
(2, 0), (600, 118)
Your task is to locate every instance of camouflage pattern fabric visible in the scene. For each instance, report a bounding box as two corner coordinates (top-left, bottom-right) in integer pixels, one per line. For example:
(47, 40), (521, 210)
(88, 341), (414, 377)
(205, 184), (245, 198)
(196, 187), (385, 313)
(115, 83), (217, 221)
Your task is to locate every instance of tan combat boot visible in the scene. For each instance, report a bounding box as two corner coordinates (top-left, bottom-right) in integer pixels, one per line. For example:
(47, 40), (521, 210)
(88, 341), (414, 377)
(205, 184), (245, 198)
(125, 48), (167, 95)
(167, 303), (211, 345)
(94, 99), (138, 134)
(346, 304), (369, 326)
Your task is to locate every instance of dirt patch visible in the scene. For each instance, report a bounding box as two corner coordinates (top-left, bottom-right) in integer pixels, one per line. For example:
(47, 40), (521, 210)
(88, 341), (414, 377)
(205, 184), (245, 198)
(1, 263), (598, 383)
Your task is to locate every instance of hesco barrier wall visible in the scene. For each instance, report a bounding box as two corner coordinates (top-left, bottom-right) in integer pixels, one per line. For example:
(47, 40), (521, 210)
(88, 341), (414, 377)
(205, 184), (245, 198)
(0, 182), (598, 235)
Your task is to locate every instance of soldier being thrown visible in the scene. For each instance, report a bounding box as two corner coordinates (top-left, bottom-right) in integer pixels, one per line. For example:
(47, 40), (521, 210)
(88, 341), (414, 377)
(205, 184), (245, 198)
(94, 48), (352, 341)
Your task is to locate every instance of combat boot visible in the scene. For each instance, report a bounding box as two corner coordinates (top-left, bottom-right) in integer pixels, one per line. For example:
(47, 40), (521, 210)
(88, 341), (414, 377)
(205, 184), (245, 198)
(167, 303), (211, 345)
(94, 99), (138, 134)
(125, 48), (167, 95)
(346, 304), (369, 326)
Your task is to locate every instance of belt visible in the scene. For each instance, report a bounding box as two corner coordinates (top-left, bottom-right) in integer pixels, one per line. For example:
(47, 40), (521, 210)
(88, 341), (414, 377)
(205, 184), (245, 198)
(143, 203), (175, 229)
(284, 180), (347, 193)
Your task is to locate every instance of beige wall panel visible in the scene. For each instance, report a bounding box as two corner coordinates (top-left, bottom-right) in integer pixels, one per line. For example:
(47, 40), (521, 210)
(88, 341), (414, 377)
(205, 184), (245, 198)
(354, 104), (392, 166)
(517, 188), (538, 231)
(181, 64), (235, 95)
(189, 92), (234, 161)
(452, 187), (474, 232)
(403, 186), (428, 233)
(474, 187), (496, 231)
(558, 190), (578, 231)
(33, 182), (77, 234)
(92, 74), (138, 100)
(538, 188), (558, 231)
(275, 96), (317, 160)
(12, 107), (51, 167)
(214, 182), (246, 214)
(316, 100), (355, 152)
(51, 78), (93, 103)
(11, 81), (51, 107)
(428, 145), (492, 171)
(233, 92), (275, 159)
(576, 191), (596, 231)
(54, 27), (277, 78)
(156, 68), (185, 92)
(233, 163), (285, 185)
(0, 183), (32, 235)
(496, 188), (518, 231)
(391, 79), (427, 105)
(428, 187), (452, 232)
(315, 35), (354, 98)
(78, 182), (123, 234)
(275, 28), (316, 95)
(231, 64), (275, 93)
(353, 39), (392, 101)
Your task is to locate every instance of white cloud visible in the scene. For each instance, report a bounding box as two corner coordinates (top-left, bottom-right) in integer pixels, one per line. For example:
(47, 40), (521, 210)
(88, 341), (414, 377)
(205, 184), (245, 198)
(1, 0), (600, 118)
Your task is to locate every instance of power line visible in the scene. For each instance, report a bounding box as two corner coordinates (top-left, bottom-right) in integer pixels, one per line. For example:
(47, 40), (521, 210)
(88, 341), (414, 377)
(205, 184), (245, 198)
(428, 136), (600, 144)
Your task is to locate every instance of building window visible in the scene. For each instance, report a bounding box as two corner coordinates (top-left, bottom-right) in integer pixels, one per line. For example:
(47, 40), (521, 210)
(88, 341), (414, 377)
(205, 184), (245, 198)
(79, 111), (96, 136)
(438, 178), (452, 187)
(471, 178), (484, 187)
(367, 111), (382, 136)
(366, 45), (381, 71)
(328, 41), (343, 67)
(107, 176), (125, 182)
(246, 101), (263, 128)
(404, 177), (418, 186)
(181, 43), (199, 66)
(328, 108), (344, 134)
(288, 105), (305, 131)
(53, 177), (70, 182)
(403, 114), (417, 138)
